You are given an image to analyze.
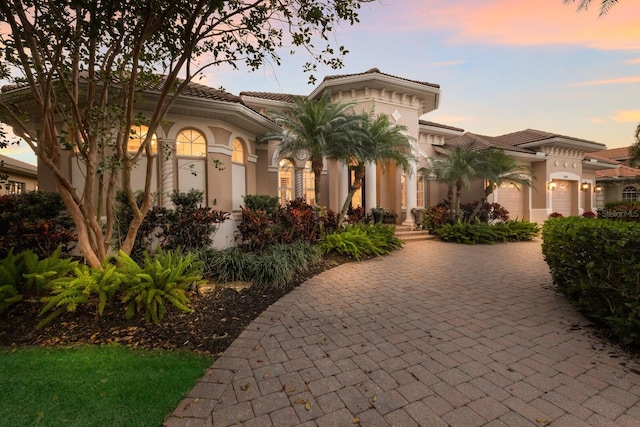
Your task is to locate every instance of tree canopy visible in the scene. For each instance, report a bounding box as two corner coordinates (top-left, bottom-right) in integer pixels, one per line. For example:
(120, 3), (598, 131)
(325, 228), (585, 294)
(262, 92), (364, 206)
(0, 0), (373, 267)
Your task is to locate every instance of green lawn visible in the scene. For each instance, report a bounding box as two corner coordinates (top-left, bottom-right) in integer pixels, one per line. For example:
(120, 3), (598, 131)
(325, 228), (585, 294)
(0, 345), (213, 427)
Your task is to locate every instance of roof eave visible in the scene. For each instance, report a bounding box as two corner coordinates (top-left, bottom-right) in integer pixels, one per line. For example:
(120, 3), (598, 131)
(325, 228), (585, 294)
(517, 137), (606, 152)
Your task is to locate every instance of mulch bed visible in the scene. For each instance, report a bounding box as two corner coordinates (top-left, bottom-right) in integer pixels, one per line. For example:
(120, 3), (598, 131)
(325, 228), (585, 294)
(0, 255), (349, 356)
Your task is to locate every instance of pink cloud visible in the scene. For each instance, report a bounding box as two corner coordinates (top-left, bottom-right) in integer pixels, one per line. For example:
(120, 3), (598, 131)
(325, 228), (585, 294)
(571, 76), (640, 86)
(369, 0), (640, 50)
(612, 110), (640, 123)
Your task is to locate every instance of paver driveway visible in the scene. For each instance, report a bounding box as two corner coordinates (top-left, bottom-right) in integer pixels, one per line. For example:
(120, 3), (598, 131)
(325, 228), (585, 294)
(166, 240), (640, 427)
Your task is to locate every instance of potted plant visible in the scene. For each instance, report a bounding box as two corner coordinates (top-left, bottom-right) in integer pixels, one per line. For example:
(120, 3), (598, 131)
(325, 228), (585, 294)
(371, 206), (386, 224)
(382, 210), (397, 224)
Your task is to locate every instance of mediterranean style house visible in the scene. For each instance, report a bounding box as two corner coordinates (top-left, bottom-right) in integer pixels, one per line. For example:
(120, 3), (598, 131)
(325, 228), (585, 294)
(2, 68), (620, 247)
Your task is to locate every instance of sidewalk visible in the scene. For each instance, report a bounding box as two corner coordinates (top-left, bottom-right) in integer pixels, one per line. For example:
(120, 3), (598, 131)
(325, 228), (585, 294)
(166, 240), (640, 427)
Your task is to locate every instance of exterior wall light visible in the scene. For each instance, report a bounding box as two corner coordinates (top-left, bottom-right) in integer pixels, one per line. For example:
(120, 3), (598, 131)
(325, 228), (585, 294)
(594, 185), (603, 193)
(548, 181), (557, 191)
(581, 182), (590, 192)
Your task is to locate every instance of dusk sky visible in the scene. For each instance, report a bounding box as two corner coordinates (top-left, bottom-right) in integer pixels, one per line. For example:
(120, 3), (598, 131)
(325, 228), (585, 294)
(4, 0), (639, 165)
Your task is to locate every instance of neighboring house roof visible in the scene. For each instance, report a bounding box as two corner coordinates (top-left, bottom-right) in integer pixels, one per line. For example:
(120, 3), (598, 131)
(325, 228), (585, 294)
(0, 154), (37, 175)
(322, 68), (440, 89)
(590, 146), (631, 163)
(596, 164), (640, 179)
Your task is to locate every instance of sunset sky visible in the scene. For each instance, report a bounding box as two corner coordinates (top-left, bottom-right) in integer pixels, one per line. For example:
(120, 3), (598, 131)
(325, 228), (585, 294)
(4, 0), (640, 164)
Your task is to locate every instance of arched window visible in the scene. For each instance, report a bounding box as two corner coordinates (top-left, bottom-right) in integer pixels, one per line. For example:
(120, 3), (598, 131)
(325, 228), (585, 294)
(622, 186), (638, 202)
(232, 138), (245, 163)
(278, 159), (294, 205)
(176, 128), (206, 157)
(128, 125), (157, 153)
(303, 161), (315, 205)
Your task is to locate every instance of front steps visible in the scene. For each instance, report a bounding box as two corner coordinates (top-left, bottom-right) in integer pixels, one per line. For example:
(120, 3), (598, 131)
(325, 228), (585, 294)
(393, 224), (435, 242)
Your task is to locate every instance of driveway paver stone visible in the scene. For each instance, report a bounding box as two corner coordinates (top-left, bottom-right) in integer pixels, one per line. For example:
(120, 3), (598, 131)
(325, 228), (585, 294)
(166, 240), (640, 427)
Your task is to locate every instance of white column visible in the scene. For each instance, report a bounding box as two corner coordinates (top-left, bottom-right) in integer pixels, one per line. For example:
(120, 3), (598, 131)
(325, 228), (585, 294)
(338, 162), (349, 214)
(295, 168), (303, 199)
(403, 161), (418, 228)
(365, 163), (377, 212)
(161, 139), (175, 208)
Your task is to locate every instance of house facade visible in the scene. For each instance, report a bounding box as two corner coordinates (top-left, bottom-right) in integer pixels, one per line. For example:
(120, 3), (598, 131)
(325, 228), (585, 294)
(0, 154), (38, 195)
(589, 147), (640, 208)
(2, 68), (618, 247)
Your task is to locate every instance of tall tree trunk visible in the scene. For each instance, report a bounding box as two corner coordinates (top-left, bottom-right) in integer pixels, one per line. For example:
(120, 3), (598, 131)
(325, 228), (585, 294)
(312, 156), (323, 206)
(337, 164), (365, 227)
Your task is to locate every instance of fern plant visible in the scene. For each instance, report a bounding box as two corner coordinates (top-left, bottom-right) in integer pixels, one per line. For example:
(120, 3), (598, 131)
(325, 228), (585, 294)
(21, 246), (78, 296)
(118, 249), (204, 325)
(320, 224), (402, 260)
(0, 250), (25, 314)
(37, 263), (125, 329)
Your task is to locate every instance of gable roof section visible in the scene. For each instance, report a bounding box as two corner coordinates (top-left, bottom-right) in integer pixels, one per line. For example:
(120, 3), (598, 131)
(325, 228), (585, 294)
(444, 132), (536, 154)
(308, 68), (441, 115)
(493, 129), (606, 152)
(322, 68), (440, 89)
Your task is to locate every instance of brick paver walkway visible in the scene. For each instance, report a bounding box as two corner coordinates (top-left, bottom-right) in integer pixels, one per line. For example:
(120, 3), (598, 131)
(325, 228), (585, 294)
(166, 240), (640, 427)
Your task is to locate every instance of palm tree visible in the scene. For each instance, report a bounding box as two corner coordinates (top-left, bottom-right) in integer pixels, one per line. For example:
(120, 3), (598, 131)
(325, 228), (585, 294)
(629, 124), (640, 168)
(261, 92), (363, 206)
(469, 148), (533, 220)
(564, 0), (619, 16)
(328, 111), (414, 226)
(426, 144), (484, 220)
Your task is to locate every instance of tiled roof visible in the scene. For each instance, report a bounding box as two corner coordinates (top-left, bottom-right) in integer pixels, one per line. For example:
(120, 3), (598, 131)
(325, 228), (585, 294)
(444, 132), (535, 154)
(585, 152), (621, 165)
(322, 68), (440, 89)
(590, 146), (631, 160)
(418, 120), (464, 133)
(239, 92), (303, 103)
(156, 79), (243, 103)
(596, 164), (640, 178)
(493, 129), (601, 148)
(1, 76), (244, 104)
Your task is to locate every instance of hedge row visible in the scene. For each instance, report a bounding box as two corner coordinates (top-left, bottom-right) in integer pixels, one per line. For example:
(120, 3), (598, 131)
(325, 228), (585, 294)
(541, 217), (640, 348)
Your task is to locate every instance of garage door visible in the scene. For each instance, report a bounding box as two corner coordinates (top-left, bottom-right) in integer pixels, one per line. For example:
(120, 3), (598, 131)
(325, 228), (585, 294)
(496, 185), (524, 220)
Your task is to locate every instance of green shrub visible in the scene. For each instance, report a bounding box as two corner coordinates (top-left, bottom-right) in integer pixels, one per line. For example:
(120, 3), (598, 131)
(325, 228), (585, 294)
(37, 263), (124, 329)
(248, 249), (295, 290)
(242, 194), (280, 212)
(435, 220), (540, 244)
(319, 223), (403, 260)
(598, 201), (640, 222)
(158, 190), (229, 251)
(0, 192), (76, 258)
(198, 247), (254, 283)
(542, 217), (640, 348)
(0, 250), (25, 313)
(21, 246), (78, 296)
(236, 198), (321, 251)
(199, 242), (321, 291)
(117, 250), (204, 325)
